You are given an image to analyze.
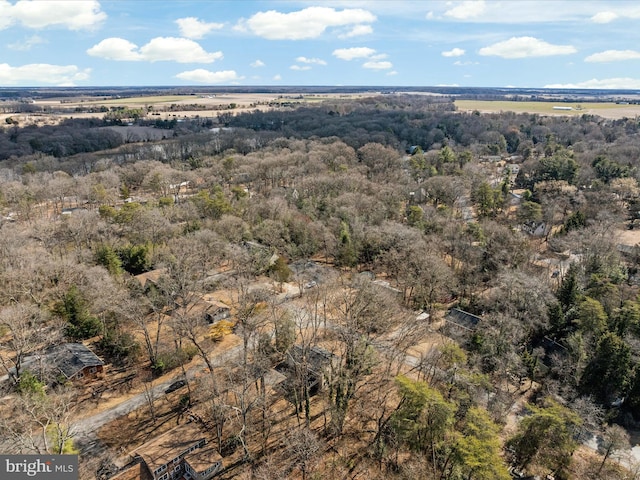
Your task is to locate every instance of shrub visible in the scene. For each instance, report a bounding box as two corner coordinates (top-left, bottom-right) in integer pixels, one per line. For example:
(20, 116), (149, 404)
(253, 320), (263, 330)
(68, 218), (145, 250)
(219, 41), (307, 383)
(208, 320), (235, 342)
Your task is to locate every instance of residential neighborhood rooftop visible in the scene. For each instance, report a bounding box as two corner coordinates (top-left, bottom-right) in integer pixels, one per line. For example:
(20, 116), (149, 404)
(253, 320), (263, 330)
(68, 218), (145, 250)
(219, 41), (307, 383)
(49, 343), (104, 379)
(133, 421), (207, 476)
(445, 308), (482, 332)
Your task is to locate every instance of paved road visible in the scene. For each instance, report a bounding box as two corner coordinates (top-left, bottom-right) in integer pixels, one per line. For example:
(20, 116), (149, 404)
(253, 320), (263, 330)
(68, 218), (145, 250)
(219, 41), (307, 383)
(72, 283), (640, 472)
(74, 343), (245, 454)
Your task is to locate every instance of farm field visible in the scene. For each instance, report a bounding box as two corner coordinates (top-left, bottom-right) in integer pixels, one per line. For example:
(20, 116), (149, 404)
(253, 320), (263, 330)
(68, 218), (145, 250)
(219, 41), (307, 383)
(455, 99), (640, 119)
(2, 92), (375, 125)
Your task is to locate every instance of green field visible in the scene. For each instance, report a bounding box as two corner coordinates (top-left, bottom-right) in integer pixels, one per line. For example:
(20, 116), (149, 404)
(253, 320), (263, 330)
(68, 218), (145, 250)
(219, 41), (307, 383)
(455, 99), (638, 116)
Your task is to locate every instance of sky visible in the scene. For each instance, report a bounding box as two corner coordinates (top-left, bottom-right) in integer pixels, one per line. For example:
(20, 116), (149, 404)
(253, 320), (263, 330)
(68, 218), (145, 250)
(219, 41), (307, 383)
(1, 0), (640, 89)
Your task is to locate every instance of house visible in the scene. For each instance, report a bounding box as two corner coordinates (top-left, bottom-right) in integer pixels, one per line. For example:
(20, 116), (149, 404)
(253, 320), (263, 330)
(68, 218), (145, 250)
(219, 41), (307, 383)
(283, 345), (336, 396)
(132, 421), (222, 480)
(189, 294), (231, 325)
(444, 308), (481, 337)
(521, 221), (546, 237)
(108, 462), (152, 480)
(203, 300), (231, 324)
(133, 269), (166, 290)
(536, 336), (568, 370)
(49, 343), (105, 381)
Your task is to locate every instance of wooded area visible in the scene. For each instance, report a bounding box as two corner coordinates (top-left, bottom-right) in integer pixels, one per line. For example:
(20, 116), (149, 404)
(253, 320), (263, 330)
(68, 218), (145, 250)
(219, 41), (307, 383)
(2, 93), (640, 479)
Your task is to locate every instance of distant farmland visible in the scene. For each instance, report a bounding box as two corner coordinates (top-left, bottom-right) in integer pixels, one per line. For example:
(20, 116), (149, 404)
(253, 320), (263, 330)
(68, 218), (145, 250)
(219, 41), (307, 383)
(455, 99), (640, 119)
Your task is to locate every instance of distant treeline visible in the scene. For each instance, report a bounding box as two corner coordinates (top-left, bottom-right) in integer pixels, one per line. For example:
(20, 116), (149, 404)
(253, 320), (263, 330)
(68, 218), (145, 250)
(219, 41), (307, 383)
(2, 84), (639, 101)
(2, 93), (640, 177)
(0, 118), (125, 160)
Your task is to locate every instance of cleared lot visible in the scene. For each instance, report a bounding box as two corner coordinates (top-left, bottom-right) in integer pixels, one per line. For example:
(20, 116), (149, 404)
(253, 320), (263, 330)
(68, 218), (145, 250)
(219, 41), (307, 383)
(455, 99), (640, 119)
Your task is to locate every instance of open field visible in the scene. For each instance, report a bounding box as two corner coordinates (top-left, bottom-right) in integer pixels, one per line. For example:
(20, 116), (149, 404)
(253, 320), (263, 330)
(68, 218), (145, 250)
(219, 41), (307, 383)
(34, 92), (372, 108)
(455, 99), (640, 119)
(35, 93), (282, 108)
(1, 92), (376, 126)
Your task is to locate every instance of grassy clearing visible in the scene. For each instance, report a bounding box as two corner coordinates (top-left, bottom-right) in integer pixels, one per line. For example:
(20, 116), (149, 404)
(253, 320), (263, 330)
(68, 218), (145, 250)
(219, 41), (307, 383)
(455, 99), (638, 116)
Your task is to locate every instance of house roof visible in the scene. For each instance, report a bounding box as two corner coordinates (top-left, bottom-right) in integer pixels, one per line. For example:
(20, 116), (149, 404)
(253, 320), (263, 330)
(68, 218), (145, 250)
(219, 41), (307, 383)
(190, 295), (231, 319)
(445, 308), (481, 331)
(108, 462), (153, 480)
(183, 443), (222, 474)
(49, 343), (104, 379)
(134, 422), (209, 475)
(133, 269), (166, 288)
(201, 296), (230, 312)
(289, 344), (336, 370)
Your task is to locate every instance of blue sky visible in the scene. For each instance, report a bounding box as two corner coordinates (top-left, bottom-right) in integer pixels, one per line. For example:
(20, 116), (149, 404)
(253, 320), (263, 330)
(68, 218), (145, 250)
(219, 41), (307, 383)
(1, 0), (640, 88)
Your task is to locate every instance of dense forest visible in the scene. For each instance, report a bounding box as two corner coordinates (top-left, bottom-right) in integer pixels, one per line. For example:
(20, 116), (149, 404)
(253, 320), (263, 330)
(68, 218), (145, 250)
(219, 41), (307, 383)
(2, 94), (640, 479)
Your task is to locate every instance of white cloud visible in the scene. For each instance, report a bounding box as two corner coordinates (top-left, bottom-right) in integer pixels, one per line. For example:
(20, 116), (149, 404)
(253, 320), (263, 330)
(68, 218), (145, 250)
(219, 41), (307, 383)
(363, 60), (392, 70)
(591, 11), (618, 23)
(0, 63), (90, 85)
(290, 65), (312, 71)
(296, 57), (327, 65)
(387, 70), (398, 76)
(339, 24), (373, 38)
(544, 78), (640, 89)
(444, 1), (486, 19)
(140, 37), (222, 63)
(0, 2), (14, 30)
(87, 38), (142, 61)
(479, 36), (576, 59)
(333, 46), (391, 70)
(0, 0), (105, 30)
(243, 7), (376, 40)
(442, 48), (465, 57)
(176, 17), (223, 39)
(454, 60), (479, 66)
(585, 50), (640, 62)
(273, 74), (282, 81)
(425, 1), (630, 24)
(332, 47), (376, 60)
(88, 37), (223, 63)
(251, 60), (265, 67)
(175, 69), (243, 84)
(7, 34), (46, 51)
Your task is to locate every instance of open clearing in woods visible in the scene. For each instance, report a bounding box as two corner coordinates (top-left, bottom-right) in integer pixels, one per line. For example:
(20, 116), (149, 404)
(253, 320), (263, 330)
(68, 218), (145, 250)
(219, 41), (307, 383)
(455, 99), (640, 119)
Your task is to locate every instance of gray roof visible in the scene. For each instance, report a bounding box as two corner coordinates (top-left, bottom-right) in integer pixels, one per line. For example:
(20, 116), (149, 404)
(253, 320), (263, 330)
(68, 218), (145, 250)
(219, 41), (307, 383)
(445, 308), (481, 331)
(290, 344), (336, 369)
(49, 343), (104, 379)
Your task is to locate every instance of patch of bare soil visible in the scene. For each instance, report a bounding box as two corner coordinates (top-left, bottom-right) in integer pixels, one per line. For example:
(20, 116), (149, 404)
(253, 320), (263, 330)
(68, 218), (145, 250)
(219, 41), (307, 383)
(615, 228), (640, 246)
(569, 446), (632, 479)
